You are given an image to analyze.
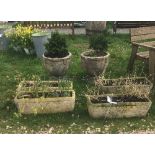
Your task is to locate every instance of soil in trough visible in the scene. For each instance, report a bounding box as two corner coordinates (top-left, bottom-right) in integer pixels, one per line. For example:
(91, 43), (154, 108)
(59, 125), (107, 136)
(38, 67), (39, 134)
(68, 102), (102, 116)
(17, 91), (72, 99)
(24, 82), (34, 87)
(23, 82), (59, 88)
(91, 95), (148, 104)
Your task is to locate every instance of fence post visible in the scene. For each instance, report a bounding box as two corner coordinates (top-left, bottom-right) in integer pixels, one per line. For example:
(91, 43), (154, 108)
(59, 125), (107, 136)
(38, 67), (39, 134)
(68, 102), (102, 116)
(71, 21), (75, 35)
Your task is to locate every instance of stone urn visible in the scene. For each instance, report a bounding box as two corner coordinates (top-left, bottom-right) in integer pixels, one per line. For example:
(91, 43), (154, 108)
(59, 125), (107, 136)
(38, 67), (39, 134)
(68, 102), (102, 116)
(43, 52), (72, 76)
(81, 50), (110, 76)
(85, 21), (107, 35)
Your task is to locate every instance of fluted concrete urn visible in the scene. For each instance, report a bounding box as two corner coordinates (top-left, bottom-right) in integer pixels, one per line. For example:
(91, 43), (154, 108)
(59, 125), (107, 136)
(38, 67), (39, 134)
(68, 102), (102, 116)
(43, 52), (72, 76)
(81, 50), (110, 76)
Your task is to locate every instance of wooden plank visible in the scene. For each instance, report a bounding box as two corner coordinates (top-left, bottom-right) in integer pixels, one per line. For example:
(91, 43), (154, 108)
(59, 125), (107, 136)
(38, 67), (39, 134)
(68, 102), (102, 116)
(127, 44), (139, 72)
(136, 51), (149, 60)
(117, 21), (155, 24)
(131, 33), (155, 42)
(114, 21), (155, 33)
(133, 41), (155, 46)
(71, 21), (74, 35)
(142, 41), (155, 46)
(149, 49), (155, 81)
(116, 21), (155, 28)
(132, 41), (155, 50)
(131, 26), (155, 36)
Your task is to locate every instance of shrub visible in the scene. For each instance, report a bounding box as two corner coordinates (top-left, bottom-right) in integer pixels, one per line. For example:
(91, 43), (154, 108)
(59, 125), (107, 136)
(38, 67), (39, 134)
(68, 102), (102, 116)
(89, 29), (110, 54)
(45, 32), (68, 57)
(4, 24), (37, 54)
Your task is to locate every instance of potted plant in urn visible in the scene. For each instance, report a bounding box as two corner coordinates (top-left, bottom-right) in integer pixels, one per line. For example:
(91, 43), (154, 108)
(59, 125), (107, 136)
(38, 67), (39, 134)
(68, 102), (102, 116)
(81, 30), (110, 76)
(43, 32), (72, 76)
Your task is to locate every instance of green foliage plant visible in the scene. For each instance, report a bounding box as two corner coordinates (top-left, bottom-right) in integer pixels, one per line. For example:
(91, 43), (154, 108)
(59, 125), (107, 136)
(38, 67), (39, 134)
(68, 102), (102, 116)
(4, 24), (38, 54)
(89, 29), (110, 56)
(44, 32), (68, 58)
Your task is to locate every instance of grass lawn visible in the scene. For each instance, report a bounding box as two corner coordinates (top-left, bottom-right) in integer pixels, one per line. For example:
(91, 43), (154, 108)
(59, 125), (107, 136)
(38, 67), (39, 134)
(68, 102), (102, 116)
(0, 33), (155, 134)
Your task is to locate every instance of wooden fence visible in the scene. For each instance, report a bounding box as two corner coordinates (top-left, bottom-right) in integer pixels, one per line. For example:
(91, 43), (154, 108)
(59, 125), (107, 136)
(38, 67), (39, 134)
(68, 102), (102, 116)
(23, 21), (75, 35)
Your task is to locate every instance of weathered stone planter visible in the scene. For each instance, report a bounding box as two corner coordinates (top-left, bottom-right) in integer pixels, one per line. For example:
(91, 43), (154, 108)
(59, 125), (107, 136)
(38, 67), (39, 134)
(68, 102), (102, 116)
(95, 77), (152, 94)
(43, 52), (72, 76)
(32, 32), (50, 58)
(17, 80), (73, 92)
(85, 21), (107, 35)
(81, 50), (110, 76)
(86, 94), (152, 118)
(14, 90), (75, 114)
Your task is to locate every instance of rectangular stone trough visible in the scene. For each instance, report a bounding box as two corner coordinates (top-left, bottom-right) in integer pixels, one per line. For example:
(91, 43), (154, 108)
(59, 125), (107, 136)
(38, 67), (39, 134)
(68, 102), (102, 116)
(14, 90), (75, 114)
(95, 77), (152, 94)
(86, 94), (152, 118)
(17, 80), (73, 93)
